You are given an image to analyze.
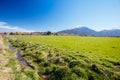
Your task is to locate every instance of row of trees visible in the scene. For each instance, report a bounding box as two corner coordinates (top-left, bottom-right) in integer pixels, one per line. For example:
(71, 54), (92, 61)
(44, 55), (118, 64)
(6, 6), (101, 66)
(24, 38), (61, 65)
(1, 31), (59, 35)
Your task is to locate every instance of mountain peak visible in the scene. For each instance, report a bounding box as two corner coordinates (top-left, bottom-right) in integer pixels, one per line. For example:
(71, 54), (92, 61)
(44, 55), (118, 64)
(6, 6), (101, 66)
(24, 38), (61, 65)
(79, 26), (89, 29)
(58, 26), (96, 35)
(73, 26), (89, 29)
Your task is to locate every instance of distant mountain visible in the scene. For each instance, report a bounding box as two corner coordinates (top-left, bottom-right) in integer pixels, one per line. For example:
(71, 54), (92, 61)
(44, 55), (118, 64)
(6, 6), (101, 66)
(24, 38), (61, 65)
(58, 27), (97, 36)
(58, 27), (120, 36)
(98, 29), (120, 36)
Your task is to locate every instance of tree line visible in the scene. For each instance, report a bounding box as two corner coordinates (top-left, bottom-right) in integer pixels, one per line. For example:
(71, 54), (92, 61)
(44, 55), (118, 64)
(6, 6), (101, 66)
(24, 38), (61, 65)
(0, 31), (59, 36)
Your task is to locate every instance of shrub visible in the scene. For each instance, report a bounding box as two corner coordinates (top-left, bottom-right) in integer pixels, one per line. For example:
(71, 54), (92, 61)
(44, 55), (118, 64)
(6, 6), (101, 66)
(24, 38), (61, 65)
(24, 69), (39, 80)
(113, 72), (120, 80)
(69, 60), (80, 68)
(54, 57), (64, 64)
(72, 66), (87, 79)
(91, 64), (101, 73)
(50, 66), (71, 80)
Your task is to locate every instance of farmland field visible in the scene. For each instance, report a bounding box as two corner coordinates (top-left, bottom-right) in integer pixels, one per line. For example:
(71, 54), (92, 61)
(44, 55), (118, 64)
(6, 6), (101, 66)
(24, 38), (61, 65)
(8, 35), (120, 80)
(17, 36), (120, 60)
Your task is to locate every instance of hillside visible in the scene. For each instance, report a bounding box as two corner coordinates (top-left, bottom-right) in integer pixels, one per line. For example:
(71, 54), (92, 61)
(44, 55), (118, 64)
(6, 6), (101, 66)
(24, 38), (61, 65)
(58, 27), (120, 36)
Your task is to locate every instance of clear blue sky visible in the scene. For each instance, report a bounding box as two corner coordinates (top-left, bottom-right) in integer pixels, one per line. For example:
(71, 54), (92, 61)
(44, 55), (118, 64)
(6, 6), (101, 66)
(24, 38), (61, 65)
(0, 0), (120, 32)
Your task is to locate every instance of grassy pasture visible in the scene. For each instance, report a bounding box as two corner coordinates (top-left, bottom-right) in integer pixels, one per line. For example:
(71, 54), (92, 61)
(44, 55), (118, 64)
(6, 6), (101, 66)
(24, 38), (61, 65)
(9, 35), (120, 80)
(18, 36), (120, 59)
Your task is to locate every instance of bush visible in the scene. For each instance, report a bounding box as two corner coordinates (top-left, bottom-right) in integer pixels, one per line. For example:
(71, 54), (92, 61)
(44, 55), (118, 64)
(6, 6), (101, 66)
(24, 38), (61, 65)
(50, 66), (71, 80)
(72, 66), (87, 79)
(24, 69), (39, 80)
(54, 57), (64, 64)
(91, 64), (101, 73)
(69, 60), (80, 68)
(44, 67), (53, 75)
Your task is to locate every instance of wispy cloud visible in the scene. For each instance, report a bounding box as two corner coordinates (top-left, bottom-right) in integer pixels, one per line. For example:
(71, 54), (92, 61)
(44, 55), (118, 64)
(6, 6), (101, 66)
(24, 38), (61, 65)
(0, 22), (35, 32)
(0, 22), (7, 25)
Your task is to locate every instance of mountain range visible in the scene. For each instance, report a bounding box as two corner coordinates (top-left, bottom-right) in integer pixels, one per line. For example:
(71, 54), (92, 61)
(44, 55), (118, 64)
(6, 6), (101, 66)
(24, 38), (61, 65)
(58, 27), (120, 36)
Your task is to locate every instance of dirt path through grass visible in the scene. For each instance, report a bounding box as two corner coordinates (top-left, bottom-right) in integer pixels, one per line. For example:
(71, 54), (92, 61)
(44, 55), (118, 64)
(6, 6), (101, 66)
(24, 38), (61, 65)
(0, 35), (13, 80)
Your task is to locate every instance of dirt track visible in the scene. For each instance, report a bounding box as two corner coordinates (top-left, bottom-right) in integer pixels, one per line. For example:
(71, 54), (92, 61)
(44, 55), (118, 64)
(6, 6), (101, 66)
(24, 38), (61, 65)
(0, 35), (13, 80)
(0, 35), (4, 53)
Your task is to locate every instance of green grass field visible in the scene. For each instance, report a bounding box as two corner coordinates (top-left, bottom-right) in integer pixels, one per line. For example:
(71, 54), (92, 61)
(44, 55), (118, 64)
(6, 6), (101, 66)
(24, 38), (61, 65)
(9, 35), (120, 80)
(18, 36), (120, 60)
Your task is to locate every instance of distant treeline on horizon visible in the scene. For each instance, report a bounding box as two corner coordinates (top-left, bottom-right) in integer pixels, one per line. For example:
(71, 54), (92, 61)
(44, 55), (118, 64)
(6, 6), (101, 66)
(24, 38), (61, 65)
(0, 31), (120, 37)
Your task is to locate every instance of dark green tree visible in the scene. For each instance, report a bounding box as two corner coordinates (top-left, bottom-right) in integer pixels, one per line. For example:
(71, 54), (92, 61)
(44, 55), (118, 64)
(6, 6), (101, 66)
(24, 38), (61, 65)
(46, 31), (52, 35)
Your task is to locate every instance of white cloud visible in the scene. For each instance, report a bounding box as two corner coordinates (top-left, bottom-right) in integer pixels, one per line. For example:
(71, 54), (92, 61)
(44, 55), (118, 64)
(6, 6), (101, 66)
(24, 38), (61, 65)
(0, 22), (35, 32)
(0, 22), (7, 25)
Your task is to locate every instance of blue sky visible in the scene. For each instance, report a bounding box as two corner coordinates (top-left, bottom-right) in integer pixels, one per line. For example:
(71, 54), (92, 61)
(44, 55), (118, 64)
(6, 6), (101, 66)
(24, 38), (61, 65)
(0, 0), (120, 32)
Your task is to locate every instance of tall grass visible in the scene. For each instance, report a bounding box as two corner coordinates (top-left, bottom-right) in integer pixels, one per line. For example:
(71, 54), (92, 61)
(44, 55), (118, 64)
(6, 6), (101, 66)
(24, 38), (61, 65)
(8, 35), (120, 80)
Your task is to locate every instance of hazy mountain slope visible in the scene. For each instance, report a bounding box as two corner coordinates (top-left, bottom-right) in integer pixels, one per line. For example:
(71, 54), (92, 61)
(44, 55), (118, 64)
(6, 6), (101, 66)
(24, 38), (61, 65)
(98, 29), (120, 36)
(58, 27), (120, 36)
(58, 27), (97, 35)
